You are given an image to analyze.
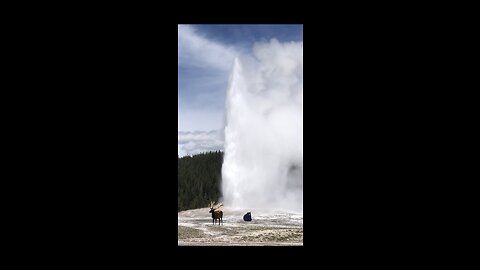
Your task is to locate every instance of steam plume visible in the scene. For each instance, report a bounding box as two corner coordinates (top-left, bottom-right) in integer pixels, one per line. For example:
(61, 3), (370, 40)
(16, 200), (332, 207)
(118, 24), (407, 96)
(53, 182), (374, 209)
(222, 39), (303, 212)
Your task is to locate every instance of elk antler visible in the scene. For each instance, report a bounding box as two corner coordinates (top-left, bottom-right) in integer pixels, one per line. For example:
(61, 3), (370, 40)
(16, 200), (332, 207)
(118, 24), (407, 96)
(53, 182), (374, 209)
(209, 201), (223, 210)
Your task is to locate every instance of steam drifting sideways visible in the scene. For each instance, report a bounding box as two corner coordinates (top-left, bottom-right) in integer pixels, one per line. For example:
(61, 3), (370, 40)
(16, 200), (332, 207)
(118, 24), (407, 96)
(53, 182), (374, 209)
(222, 39), (303, 213)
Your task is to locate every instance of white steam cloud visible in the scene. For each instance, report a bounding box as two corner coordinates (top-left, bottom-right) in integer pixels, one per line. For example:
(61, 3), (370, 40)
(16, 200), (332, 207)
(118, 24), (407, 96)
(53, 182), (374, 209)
(221, 39), (303, 213)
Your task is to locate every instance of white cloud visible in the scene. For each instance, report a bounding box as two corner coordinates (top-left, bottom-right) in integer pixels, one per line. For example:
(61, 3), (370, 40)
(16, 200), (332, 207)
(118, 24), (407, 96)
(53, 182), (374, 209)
(178, 25), (237, 133)
(178, 25), (238, 71)
(178, 130), (224, 157)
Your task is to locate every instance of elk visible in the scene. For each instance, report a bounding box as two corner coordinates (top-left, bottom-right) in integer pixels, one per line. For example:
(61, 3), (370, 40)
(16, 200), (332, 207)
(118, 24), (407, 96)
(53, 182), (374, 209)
(209, 201), (223, 225)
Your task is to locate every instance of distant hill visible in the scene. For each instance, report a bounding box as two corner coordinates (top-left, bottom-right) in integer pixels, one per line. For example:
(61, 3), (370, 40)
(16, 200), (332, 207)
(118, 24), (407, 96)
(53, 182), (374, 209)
(178, 151), (223, 212)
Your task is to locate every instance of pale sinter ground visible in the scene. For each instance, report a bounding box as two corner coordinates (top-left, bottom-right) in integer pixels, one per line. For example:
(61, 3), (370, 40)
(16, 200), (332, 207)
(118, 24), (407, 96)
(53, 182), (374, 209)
(178, 207), (303, 246)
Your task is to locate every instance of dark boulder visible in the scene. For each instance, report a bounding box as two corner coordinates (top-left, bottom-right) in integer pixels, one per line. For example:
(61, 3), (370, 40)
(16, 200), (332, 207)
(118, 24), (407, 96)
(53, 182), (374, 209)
(243, 212), (252, 222)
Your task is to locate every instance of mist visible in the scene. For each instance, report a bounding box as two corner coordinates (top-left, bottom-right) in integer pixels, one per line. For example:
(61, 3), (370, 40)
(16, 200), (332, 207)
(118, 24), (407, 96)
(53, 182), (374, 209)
(221, 39), (303, 213)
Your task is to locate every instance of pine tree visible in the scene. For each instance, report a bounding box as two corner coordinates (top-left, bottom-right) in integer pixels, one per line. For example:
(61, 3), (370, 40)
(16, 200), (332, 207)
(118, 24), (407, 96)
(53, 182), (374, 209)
(178, 151), (224, 211)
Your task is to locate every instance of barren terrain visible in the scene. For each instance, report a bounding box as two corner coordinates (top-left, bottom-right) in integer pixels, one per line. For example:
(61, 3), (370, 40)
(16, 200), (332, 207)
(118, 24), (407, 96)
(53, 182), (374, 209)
(178, 207), (303, 246)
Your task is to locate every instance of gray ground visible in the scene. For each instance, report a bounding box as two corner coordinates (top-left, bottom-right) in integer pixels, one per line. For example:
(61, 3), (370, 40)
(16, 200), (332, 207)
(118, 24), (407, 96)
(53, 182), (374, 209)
(178, 207), (303, 246)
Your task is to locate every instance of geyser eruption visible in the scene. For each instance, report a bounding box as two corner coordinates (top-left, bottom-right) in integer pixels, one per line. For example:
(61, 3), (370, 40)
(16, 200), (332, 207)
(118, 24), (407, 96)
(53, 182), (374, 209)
(222, 39), (303, 213)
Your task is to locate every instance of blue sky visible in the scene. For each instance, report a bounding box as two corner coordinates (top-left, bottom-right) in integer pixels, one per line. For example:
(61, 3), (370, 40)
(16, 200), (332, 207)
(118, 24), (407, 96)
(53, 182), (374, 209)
(189, 24), (303, 48)
(178, 24), (303, 156)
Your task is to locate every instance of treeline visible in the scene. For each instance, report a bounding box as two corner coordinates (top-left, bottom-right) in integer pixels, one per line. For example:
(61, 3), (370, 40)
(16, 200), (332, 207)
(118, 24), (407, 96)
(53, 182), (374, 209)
(178, 151), (223, 212)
